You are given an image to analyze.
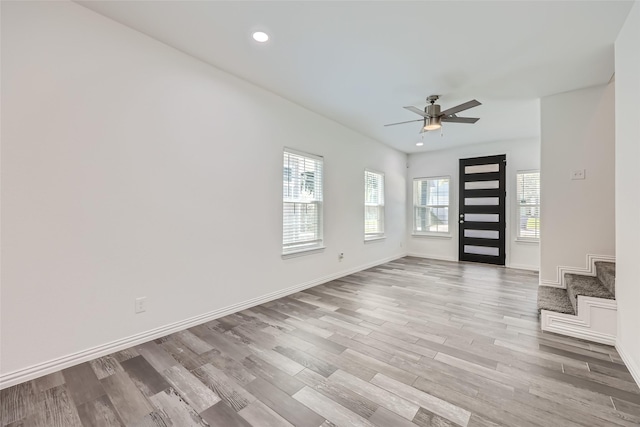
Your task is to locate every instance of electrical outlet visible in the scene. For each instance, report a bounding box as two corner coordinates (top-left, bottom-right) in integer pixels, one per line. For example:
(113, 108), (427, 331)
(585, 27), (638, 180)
(571, 169), (586, 180)
(135, 297), (147, 314)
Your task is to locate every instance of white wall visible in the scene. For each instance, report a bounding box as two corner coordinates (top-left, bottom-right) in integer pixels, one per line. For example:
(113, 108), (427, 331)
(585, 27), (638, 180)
(406, 138), (541, 270)
(539, 83), (615, 285)
(0, 2), (406, 380)
(615, 0), (640, 385)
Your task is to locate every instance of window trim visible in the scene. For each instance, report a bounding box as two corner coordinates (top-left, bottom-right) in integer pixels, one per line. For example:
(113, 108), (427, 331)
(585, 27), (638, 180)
(412, 176), (451, 236)
(364, 168), (385, 241)
(515, 169), (540, 242)
(282, 148), (324, 256)
(281, 245), (326, 259)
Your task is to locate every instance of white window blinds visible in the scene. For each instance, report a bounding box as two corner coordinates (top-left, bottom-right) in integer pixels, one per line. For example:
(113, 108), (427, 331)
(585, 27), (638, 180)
(283, 149), (324, 254)
(364, 170), (385, 239)
(517, 171), (540, 239)
(413, 177), (450, 234)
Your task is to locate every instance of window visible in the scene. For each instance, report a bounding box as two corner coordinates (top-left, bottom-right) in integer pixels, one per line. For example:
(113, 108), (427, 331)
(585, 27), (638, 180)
(517, 171), (540, 240)
(283, 149), (323, 254)
(413, 177), (450, 234)
(364, 170), (385, 239)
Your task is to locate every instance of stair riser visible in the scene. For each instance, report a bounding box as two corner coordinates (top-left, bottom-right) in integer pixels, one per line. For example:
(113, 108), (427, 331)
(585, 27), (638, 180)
(541, 295), (617, 346)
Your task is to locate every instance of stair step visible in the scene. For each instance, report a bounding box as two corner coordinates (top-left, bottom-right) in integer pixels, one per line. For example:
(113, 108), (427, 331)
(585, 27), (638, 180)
(537, 286), (575, 315)
(565, 273), (614, 315)
(595, 261), (615, 296)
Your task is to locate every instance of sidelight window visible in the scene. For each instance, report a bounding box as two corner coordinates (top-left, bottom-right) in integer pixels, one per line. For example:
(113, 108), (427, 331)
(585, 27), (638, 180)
(516, 171), (540, 240)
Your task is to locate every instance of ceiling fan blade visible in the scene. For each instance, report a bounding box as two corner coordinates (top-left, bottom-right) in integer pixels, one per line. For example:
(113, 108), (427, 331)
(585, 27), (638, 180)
(384, 118), (423, 127)
(440, 116), (480, 124)
(439, 99), (481, 117)
(403, 106), (429, 117)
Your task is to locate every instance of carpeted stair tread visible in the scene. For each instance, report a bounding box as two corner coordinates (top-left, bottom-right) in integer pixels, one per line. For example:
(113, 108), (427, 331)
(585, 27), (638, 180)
(565, 273), (614, 314)
(537, 286), (575, 315)
(595, 261), (616, 297)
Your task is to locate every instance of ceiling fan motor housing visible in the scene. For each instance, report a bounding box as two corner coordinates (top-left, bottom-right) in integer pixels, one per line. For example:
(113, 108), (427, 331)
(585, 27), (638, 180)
(425, 104), (441, 117)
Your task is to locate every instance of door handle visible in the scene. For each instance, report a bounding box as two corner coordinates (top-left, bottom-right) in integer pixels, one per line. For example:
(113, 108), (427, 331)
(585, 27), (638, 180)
(459, 214), (464, 218)
(459, 220), (464, 223)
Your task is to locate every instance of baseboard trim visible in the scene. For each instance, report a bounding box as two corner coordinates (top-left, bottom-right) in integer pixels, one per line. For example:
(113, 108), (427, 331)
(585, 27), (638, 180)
(616, 341), (640, 388)
(507, 263), (539, 272)
(539, 280), (566, 288)
(541, 296), (617, 346)
(405, 253), (458, 262)
(0, 254), (405, 390)
(407, 254), (539, 272)
(540, 254), (615, 288)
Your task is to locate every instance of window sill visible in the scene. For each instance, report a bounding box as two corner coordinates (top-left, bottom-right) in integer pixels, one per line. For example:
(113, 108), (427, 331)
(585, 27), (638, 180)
(412, 233), (452, 239)
(282, 246), (326, 259)
(364, 236), (386, 243)
(515, 238), (539, 244)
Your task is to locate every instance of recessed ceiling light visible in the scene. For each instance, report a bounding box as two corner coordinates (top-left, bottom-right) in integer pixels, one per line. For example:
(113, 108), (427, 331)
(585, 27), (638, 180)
(416, 142), (424, 147)
(252, 31), (269, 43)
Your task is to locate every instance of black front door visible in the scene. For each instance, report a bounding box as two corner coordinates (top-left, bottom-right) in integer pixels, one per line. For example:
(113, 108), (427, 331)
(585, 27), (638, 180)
(458, 155), (506, 265)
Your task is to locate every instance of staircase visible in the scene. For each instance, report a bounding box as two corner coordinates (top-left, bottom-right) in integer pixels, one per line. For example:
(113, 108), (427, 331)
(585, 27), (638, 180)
(537, 262), (617, 345)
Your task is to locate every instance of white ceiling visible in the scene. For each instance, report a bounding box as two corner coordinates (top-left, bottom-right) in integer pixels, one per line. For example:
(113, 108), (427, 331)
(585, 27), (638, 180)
(77, 1), (633, 153)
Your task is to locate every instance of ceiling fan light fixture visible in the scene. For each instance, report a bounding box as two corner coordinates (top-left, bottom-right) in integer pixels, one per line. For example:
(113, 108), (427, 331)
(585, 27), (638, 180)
(424, 117), (441, 131)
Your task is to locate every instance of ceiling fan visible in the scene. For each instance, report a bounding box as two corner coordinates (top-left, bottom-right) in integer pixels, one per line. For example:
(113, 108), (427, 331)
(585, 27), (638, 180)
(385, 95), (481, 133)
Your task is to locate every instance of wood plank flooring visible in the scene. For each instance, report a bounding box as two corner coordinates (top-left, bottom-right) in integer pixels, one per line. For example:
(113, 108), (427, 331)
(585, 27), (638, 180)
(2, 257), (640, 426)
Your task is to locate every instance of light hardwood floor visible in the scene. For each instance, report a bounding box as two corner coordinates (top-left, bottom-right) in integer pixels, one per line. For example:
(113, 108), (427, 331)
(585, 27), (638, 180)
(2, 257), (640, 426)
